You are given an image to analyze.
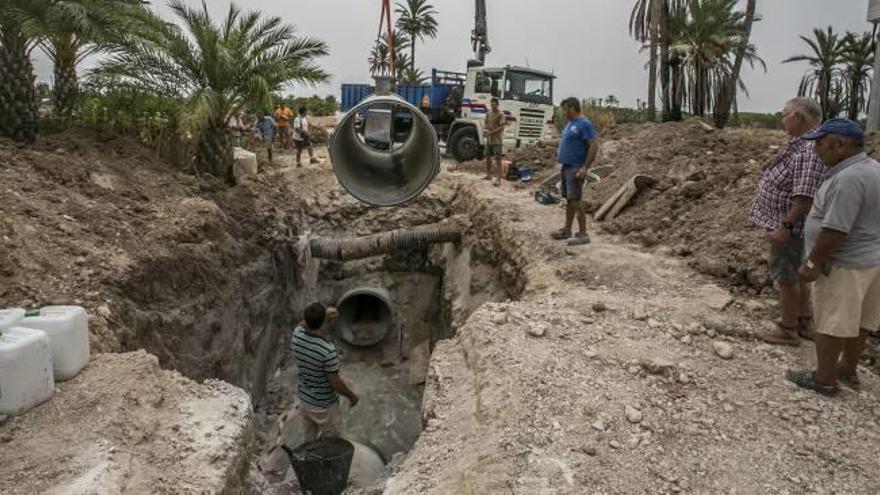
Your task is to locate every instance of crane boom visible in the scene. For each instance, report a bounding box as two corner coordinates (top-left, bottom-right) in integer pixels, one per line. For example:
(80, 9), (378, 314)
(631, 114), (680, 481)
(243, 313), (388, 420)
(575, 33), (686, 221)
(471, 0), (490, 66)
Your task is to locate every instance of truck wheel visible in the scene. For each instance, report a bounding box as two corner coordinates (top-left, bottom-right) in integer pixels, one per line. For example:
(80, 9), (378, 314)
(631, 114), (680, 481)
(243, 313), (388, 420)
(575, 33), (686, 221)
(449, 127), (480, 162)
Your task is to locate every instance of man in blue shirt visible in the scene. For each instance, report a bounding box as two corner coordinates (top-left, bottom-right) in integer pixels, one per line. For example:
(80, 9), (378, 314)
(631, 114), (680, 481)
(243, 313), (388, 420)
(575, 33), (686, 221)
(552, 98), (600, 245)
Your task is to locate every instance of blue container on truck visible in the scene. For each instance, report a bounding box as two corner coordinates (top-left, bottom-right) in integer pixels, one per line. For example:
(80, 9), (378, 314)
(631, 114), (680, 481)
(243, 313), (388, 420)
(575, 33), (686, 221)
(340, 69), (466, 112)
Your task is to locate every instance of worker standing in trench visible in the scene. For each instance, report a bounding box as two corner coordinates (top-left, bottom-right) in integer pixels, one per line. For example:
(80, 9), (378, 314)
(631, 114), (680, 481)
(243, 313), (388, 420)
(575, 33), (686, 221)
(258, 302), (359, 480)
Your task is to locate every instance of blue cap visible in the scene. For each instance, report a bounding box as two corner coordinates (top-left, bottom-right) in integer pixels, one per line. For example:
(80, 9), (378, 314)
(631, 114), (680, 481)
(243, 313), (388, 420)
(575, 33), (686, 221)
(802, 118), (865, 142)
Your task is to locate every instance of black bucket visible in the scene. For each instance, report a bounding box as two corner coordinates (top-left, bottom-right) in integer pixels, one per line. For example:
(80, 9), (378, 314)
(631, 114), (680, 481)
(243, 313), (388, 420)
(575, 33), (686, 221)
(282, 437), (355, 495)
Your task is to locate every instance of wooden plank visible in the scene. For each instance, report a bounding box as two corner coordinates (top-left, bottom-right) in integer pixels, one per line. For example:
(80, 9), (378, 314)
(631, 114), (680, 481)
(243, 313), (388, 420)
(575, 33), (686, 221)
(595, 182), (630, 221)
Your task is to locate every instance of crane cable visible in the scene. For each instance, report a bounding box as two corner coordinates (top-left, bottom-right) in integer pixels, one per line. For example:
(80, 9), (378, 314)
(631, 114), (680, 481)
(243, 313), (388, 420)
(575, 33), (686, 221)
(377, 0), (396, 78)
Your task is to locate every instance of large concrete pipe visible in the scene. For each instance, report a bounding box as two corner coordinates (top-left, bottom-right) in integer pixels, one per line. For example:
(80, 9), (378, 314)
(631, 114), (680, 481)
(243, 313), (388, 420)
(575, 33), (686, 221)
(329, 94), (441, 207)
(336, 288), (393, 347)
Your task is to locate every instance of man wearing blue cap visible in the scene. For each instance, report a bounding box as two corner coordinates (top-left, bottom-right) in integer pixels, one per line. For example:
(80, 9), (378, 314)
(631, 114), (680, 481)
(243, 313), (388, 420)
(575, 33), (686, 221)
(785, 118), (880, 396)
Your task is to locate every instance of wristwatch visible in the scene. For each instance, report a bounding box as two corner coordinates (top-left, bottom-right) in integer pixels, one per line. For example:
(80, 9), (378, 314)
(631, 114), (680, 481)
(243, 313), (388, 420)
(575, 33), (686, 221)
(782, 221), (794, 231)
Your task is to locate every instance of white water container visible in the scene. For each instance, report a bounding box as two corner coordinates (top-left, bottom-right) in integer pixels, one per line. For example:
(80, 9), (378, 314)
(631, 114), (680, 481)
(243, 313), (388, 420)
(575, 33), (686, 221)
(0, 326), (55, 415)
(0, 308), (24, 330)
(22, 306), (90, 381)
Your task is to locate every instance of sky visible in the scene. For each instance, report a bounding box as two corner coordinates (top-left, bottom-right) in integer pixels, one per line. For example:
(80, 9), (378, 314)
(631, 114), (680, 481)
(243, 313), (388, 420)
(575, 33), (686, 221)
(32, 0), (875, 113)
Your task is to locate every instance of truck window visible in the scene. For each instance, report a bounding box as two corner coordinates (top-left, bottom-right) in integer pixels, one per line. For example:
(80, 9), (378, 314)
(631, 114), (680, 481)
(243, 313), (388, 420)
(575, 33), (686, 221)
(475, 71), (503, 97)
(504, 72), (553, 105)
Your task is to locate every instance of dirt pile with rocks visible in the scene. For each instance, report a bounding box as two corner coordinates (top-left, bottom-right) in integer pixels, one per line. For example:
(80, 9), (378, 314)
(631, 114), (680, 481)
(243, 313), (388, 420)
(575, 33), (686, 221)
(387, 171), (880, 494)
(0, 351), (253, 494)
(0, 128), (303, 397)
(589, 121), (786, 293)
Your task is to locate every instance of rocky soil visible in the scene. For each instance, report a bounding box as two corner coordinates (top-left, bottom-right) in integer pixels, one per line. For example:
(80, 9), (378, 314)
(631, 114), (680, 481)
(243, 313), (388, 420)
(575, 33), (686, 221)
(0, 351), (253, 493)
(386, 170), (880, 494)
(0, 128), (307, 399)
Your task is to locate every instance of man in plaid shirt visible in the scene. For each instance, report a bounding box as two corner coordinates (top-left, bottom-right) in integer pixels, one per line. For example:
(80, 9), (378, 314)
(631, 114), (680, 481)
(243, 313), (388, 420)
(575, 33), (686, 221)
(749, 97), (826, 346)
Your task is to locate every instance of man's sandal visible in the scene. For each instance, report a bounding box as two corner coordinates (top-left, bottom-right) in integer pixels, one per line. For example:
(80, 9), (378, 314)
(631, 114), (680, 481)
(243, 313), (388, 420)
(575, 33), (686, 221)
(797, 316), (815, 341)
(838, 372), (861, 390)
(759, 322), (801, 347)
(785, 369), (839, 397)
(551, 229), (571, 240)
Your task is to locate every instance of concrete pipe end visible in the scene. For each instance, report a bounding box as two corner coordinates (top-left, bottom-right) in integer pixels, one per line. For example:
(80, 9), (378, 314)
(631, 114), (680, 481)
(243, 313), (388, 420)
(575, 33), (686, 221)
(335, 288), (394, 347)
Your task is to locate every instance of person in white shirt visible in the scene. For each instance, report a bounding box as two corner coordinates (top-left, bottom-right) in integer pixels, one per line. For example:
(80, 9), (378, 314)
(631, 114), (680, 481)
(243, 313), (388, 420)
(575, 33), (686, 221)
(292, 106), (319, 167)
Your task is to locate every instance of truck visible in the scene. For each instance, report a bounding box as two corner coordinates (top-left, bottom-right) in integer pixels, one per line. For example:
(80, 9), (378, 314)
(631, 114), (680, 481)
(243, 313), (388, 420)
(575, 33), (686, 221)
(341, 65), (556, 162)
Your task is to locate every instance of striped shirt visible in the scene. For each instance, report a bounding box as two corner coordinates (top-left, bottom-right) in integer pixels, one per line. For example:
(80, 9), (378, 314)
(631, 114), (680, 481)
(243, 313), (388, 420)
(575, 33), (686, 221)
(291, 326), (341, 408)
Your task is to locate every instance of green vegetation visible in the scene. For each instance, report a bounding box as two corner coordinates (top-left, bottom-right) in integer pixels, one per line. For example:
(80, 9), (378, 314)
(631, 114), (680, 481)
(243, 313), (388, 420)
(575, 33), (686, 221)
(395, 0), (438, 71)
(629, 0), (761, 127)
(785, 27), (876, 121)
(89, 0), (328, 182)
(276, 94), (339, 117)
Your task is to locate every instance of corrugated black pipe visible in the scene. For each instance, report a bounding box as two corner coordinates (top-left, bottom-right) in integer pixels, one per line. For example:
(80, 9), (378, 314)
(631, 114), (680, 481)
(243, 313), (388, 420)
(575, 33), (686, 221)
(309, 222), (462, 261)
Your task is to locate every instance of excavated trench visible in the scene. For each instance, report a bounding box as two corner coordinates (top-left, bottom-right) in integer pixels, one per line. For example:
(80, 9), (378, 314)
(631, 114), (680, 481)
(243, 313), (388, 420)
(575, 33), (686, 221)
(252, 196), (523, 487)
(107, 179), (527, 489)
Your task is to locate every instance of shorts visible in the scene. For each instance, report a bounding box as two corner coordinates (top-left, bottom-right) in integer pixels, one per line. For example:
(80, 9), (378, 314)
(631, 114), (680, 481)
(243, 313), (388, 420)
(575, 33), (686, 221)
(813, 264), (880, 337)
(277, 126), (291, 138)
(294, 138), (311, 150)
(261, 134), (274, 146)
(298, 400), (343, 442)
(257, 400), (344, 476)
(768, 236), (804, 284)
(560, 165), (585, 201)
(484, 144), (503, 159)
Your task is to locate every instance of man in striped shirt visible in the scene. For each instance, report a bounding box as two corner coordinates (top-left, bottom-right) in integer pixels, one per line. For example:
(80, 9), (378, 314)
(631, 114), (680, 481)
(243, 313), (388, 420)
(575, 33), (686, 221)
(292, 302), (359, 441)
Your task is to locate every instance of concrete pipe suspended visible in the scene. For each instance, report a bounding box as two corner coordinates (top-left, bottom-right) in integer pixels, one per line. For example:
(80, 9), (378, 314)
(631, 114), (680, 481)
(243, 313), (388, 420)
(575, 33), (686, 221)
(336, 288), (394, 347)
(329, 94), (441, 207)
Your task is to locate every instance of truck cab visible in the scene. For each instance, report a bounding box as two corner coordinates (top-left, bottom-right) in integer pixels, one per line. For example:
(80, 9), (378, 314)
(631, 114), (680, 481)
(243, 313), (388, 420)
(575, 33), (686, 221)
(447, 65), (556, 162)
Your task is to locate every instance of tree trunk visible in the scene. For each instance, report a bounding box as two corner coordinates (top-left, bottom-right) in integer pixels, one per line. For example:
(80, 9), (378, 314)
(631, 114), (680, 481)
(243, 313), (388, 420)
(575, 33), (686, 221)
(848, 71), (860, 120)
(657, 0), (671, 121)
(671, 64), (684, 121)
(0, 34), (39, 143)
(196, 120), (234, 184)
(53, 42), (79, 121)
(713, 0), (756, 128)
(411, 38), (416, 71)
(647, 38), (658, 122)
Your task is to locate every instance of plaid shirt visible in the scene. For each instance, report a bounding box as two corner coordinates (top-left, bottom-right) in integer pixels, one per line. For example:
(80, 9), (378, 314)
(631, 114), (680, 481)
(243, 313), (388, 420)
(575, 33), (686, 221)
(748, 133), (825, 237)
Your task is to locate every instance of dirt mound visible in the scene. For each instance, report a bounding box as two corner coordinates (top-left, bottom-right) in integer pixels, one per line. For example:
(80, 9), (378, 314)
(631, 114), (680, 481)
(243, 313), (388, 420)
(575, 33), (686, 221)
(0, 128), (303, 396)
(587, 120), (786, 293)
(0, 351), (252, 493)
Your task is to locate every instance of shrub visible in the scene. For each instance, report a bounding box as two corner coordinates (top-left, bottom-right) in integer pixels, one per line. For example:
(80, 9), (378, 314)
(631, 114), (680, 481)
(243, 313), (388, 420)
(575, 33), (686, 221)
(274, 94), (339, 116)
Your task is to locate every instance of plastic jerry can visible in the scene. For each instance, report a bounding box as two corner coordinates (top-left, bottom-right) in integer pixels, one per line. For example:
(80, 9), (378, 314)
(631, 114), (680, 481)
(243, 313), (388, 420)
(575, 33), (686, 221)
(0, 326), (55, 415)
(0, 308), (24, 331)
(22, 306), (90, 381)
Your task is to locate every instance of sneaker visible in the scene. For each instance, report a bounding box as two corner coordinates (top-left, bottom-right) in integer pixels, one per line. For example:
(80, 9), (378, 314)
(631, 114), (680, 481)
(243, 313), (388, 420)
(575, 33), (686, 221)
(492, 178), (500, 187)
(785, 369), (839, 397)
(567, 232), (591, 246)
(550, 229), (571, 240)
(839, 372), (861, 390)
(310, 157), (320, 164)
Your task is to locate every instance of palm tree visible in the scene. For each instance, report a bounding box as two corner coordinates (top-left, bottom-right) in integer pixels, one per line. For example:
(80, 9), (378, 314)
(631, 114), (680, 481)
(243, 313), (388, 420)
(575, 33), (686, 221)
(713, 0), (757, 128)
(39, 0), (148, 119)
(368, 29), (410, 77)
(0, 0), (51, 143)
(399, 66), (427, 86)
(839, 31), (874, 120)
(784, 27), (843, 120)
(630, 0), (685, 121)
(395, 0), (437, 71)
(91, 1), (328, 182)
(670, 0), (764, 117)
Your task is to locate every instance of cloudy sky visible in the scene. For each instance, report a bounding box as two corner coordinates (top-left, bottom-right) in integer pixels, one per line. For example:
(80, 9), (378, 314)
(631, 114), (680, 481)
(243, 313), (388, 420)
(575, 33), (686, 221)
(34, 0), (875, 113)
